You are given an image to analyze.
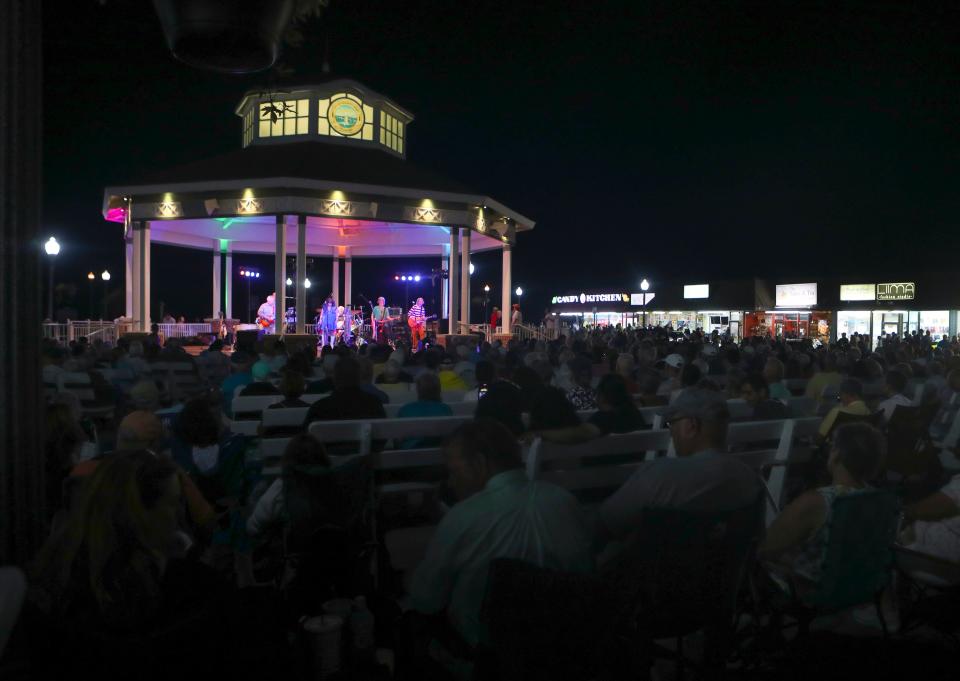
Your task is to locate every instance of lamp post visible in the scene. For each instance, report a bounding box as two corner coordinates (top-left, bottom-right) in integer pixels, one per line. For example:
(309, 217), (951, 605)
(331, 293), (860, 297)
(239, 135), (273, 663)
(483, 284), (491, 325)
(101, 270), (111, 320)
(87, 272), (95, 319)
(640, 278), (650, 329)
(44, 236), (60, 320)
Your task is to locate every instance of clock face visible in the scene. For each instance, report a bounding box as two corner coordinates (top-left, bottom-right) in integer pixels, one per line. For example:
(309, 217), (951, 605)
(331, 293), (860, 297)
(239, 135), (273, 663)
(328, 98), (364, 136)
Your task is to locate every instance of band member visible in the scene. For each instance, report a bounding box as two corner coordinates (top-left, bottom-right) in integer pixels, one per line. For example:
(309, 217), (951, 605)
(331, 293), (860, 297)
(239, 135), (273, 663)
(342, 305), (354, 346)
(318, 296), (338, 348)
(408, 297), (427, 351)
(371, 296), (389, 342)
(256, 292), (276, 338)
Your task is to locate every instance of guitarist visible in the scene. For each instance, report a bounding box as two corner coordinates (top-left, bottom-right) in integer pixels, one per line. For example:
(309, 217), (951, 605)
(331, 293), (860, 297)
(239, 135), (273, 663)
(256, 292), (276, 338)
(407, 297), (428, 351)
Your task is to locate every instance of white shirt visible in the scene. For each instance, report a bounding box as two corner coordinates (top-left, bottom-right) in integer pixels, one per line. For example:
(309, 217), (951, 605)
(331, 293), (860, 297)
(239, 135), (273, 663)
(410, 470), (594, 646)
(907, 475), (960, 563)
(247, 478), (284, 537)
(257, 301), (275, 328)
(878, 393), (913, 422)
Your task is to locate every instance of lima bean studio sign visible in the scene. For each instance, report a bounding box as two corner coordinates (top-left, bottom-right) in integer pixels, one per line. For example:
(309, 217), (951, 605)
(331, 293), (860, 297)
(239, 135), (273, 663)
(840, 282), (916, 302)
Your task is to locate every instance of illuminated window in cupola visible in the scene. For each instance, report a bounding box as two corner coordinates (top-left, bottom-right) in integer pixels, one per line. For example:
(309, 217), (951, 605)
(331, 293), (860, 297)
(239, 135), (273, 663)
(317, 93), (374, 140)
(258, 99), (309, 138)
(379, 111), (404, 154)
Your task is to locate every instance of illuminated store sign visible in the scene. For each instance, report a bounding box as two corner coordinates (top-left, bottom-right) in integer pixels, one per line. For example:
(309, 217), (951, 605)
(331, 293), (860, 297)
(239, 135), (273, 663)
(776, 283), (817, 307)
(551, 292), (629, 305)
(877, 282), (916, 301)
(684, 284), (709, 299)
(840, 284), (876, 301)
(630, 293), (655, 306)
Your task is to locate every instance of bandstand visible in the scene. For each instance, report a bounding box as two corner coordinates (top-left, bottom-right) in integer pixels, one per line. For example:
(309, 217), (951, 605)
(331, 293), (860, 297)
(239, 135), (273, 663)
(101, 79), (534, 339)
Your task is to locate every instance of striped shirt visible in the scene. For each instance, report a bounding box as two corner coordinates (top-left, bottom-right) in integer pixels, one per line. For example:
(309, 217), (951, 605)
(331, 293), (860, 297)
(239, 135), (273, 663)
(408, 304), (426, 323)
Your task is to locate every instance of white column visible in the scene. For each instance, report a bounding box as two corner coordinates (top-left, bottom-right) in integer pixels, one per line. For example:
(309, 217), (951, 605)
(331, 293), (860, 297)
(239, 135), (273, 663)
(224, 248), (233, 320)
(501, 244), (512, 335)
(441, 244), (450, 321)
(296, 216), (307, 334)
(344, 247), (352, 307)
(138, 221), (152, 332)
(332, 247), (340, 304)
(460, 229), (471, 328)
(124, 236), (134, 318)
(211, 240), (221, 319)
(274, 215), (286, 336)
(131, 225), (141, 327)
(448, 229), (459, 335)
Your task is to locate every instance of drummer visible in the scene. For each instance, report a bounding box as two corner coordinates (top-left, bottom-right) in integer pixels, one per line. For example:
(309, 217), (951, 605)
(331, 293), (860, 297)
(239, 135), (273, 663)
(371, 296), (390, 342)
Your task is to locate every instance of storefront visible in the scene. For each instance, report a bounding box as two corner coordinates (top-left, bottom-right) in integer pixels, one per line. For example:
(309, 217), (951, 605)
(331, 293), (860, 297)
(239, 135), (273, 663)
(835, 281), (954, 347)
(743, 282), (831, 344)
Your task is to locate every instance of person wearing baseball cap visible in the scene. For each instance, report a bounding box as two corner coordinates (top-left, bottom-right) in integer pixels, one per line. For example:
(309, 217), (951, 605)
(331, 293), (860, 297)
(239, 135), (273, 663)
(656, 353), (686, 398)
(596, 388), (761, 545)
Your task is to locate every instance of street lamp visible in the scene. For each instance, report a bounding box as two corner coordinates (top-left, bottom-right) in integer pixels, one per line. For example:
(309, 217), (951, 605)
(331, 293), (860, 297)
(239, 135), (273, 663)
(515, 286), (523, 297)
(469, 263), (475, 275)
(303, 278), (311, 289)
(640, 278), (650, 328)
(483, 284), (491, 324)
(44, 236), (60, 320)
(286, 277), (293, 286)
(87, 272), (95, 320)
(101, 270), (111, 319)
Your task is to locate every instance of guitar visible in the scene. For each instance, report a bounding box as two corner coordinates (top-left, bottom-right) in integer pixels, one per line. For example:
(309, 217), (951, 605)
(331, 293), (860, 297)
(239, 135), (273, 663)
(407, 314), (437, 329)
(257, 316), (274, 329)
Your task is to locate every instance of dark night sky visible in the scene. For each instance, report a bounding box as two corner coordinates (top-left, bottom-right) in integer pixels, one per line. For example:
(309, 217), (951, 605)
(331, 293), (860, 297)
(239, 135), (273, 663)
(42, 1), (960, 320)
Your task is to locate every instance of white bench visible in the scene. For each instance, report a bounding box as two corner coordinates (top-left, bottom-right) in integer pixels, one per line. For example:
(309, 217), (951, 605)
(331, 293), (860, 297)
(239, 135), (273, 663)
(306, 415), (474, 454)
(56, 372), (114, 420)
(229, 394), (283, 435)
(524, 429), (673, 494)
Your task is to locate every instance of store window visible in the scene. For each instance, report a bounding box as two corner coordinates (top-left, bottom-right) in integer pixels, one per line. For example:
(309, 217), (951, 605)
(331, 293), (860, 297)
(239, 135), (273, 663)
(837, 311), (870, 338)
(920, 310), (949, 340)
(258, 99), (310, 138)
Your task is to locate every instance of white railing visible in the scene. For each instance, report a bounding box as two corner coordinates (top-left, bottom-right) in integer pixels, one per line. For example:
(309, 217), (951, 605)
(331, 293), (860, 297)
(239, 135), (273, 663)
(158, 323), (213, 339)
(42, 320), (134, 345)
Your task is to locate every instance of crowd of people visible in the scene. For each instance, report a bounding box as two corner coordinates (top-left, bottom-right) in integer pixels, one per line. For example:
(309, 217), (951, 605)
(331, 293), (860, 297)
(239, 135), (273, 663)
(10, 323), (960, 678)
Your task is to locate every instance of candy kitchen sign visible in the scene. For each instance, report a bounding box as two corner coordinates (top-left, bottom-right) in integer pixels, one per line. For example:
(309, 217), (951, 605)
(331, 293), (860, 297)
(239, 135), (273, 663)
(551, 292), (630, 305)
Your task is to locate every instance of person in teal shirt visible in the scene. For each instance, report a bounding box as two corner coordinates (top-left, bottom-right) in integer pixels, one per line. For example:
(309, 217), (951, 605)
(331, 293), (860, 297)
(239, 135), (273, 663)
(220, 352), (255, 417)
(397, 372), (452, 448)
(409, 420), (594, 648)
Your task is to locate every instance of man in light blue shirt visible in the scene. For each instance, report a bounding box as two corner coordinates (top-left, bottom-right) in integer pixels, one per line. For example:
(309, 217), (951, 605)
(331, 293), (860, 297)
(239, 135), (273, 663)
(409, 420), (594, 648)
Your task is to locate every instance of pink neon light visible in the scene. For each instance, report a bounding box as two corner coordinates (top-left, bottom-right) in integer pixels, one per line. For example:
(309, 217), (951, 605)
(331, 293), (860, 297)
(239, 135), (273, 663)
(106, 207), (127, 223)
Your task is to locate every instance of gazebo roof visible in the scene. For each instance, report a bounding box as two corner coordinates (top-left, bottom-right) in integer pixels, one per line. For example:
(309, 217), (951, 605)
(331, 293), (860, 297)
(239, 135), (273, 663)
(102, 79), (533, 258)
(126, 140), (472, 195)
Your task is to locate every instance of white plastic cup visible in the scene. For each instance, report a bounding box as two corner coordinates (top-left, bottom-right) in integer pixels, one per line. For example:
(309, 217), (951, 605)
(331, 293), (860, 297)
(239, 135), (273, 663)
(302, 614), (343, 679)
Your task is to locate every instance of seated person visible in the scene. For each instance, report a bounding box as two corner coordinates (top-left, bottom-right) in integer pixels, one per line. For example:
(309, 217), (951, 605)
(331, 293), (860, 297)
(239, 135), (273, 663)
(463, 360), (495, 402)
(635, 368), (665, 407)
(170, 397), (247, 504)
(877, 369), (913, 423)
(474, 381), (525, 436)
(267, 370), (309, 410)
(529, 386), (581, 432)
(565, 356), (598, 410)
(741, 373), (789, 420)
(596, 389), (760, 545)
(759, 423), (885, 582)
(374, 359), (414, 385)
(818, 378), (871, 439)
(764, 357), (791, 401)
(238, 361), (280, 396)
(358, 356), (390, 404)
(438, 357), (468, 391)
(220, 352), (255, 414)
(398, 372), (453, 448)
(900, 474), (960, 563)
(409, 420), (594, 649)
(303, 357), (386, 455)
(536, 374), (645, 444)
(246, 433), (334, 539)
(929, 369), (960, 443)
